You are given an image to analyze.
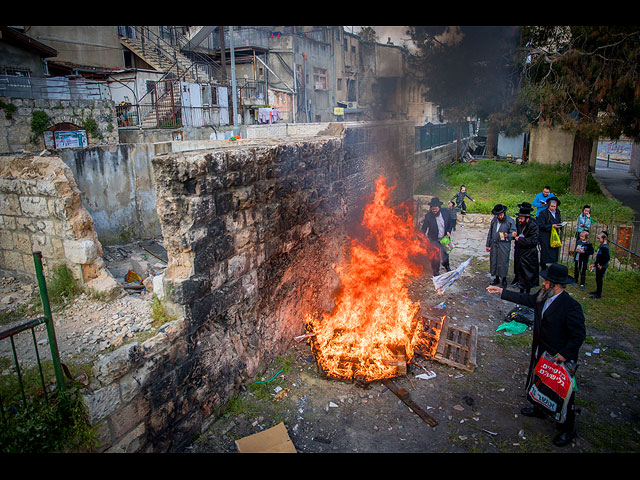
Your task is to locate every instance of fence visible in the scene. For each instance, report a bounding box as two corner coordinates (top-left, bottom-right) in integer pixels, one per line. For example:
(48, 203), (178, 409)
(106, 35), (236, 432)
(415, 121), (476, 152)
(557, 217), (640, 272)
(0, 252), (66, 423)
(0, 74), (108, 101)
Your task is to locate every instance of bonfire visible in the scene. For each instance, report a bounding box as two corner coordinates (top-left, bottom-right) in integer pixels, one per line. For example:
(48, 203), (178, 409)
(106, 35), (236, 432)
(305, 176), (442, 383)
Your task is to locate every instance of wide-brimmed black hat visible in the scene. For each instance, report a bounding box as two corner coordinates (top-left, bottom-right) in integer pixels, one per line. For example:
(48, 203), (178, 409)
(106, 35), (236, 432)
(516, 202), (534, 217)
(428, 197), (443, 207)
(540, 263), (575, 284)
(547, 196), (561, 207)
(491, 204), (507, 215)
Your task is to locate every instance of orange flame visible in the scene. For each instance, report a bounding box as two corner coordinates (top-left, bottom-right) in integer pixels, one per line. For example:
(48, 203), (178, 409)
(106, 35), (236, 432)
(306, 176), (441, 382)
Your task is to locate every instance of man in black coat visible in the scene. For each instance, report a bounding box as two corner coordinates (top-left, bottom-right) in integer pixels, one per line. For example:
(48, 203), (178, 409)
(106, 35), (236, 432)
(512, 202), (539, 294)
(487, 263), (586, 447)
(421, 197), (453, 276)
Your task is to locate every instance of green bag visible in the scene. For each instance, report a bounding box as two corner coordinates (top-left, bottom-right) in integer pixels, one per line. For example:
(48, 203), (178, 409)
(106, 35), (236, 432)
(550, 227), (562, 248)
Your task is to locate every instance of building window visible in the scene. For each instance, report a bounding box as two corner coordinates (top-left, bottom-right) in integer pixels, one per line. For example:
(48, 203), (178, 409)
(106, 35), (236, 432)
(337, 78), (342, 91)
(313, 67), (328, 90)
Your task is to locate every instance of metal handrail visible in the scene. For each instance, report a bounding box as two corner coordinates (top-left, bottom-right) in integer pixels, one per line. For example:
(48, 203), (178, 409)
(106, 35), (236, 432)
(0, 252), (66, 421)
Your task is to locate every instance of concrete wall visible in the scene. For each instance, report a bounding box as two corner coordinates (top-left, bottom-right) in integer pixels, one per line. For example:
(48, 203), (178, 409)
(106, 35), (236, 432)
(25, 26), (124, 70)
(630, 142), (640, 179)
(529, 125), (597, 168)
(59, 144), (161, 246)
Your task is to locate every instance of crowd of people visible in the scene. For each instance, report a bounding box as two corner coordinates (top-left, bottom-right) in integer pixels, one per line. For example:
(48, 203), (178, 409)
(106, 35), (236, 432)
(419, 184), (614, 448)
(421, 185), (611, 298)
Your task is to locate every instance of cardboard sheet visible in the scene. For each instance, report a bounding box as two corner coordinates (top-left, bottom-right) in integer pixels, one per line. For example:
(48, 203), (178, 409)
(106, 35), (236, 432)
(235, 422), (297, 453)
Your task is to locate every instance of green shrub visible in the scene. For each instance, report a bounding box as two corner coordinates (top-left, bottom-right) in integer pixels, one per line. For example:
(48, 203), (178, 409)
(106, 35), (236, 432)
(30, 110), (51, 144)
(0, 388), (96, 453)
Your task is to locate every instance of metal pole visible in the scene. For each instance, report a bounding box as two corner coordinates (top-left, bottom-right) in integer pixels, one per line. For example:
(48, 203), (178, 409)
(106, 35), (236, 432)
(32, 252), (66, 394)
(229, 26), (240, 136)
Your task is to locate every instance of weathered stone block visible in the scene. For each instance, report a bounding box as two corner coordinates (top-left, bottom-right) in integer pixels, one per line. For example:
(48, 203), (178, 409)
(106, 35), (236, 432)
(63, 238), (98, 264)
(0, 193), (21, 216)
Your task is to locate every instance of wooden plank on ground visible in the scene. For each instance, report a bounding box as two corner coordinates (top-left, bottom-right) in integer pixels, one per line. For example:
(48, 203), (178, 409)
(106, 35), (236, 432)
(382, 378), (438, 427)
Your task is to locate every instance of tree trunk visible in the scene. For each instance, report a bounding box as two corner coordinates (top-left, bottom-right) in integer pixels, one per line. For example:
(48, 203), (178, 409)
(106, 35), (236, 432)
(569, 132), (593, 195)
(486, 123), (498, 157)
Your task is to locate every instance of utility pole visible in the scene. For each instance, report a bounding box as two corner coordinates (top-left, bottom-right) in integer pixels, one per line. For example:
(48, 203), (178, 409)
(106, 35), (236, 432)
(230, 25), (240, 136)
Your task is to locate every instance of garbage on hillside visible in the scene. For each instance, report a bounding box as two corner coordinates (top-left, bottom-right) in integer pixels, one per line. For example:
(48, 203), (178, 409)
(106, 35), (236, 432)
(125, 269), (142, 284)
(432, 256), (473, 294)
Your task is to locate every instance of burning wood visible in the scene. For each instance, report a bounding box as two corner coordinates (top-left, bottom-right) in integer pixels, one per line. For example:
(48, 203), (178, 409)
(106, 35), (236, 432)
(305, 176), (442, 384)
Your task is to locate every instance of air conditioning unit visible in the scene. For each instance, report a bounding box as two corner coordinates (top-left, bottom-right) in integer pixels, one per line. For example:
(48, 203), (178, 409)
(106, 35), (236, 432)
(347, 101), (358, 109)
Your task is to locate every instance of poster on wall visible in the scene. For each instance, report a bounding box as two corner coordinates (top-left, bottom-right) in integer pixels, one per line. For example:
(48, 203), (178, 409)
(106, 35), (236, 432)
(54, 130), (88, 148)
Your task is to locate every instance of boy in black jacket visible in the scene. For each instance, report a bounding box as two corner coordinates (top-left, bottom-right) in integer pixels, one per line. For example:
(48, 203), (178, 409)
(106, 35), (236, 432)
(573, 230), (594, 290)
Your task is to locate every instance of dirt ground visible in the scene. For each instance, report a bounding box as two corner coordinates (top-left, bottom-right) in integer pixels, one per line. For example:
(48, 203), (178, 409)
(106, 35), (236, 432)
(2, 225), (639, 454)
(185, 225), (640, 454)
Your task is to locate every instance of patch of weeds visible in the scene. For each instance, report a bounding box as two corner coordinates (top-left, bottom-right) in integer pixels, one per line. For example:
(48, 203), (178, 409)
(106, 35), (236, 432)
(0, 361), (97, 453)
(580, 421), (640, 452)
(150, 294), (177, 327)
(0, 100), (17, 119)
(46, 264), (81, 306)
(30, 110), (51, 144)
(492, 333), (532, 350)
(216, 393), (261, 419)
(584, 335), (598, 345)
(605, 348), (632, 361)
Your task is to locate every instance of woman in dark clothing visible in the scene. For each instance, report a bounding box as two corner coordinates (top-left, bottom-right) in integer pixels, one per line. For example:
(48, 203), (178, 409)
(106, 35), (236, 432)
(537, 197), (563, 271)
(590, 231), (610, 299)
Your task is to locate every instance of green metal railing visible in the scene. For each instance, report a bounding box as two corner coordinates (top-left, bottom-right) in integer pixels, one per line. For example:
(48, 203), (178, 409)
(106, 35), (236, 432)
(0, 252), (66, 422)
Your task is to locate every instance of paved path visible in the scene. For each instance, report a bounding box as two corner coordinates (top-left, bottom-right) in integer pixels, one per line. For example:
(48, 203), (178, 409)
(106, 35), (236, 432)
(593, 159), (640, 219)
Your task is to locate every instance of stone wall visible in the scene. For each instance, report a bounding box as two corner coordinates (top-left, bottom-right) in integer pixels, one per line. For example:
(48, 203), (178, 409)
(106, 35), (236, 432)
(0, 154), (115, 289)
(0, 97), (118, 154)
(100, 121), (415, 452)
(412, 142), (459, 192)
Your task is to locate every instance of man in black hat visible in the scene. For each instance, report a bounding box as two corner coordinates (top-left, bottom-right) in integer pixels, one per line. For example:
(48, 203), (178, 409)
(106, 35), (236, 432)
(487, 263), (586, 447)
(512, 202), (539, 294)
(486, 204), (516, 287)
(421, 196), (454, 276)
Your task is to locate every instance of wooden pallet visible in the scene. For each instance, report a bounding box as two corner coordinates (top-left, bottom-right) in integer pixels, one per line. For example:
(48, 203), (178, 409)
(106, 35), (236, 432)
(433, 315), (478, 372)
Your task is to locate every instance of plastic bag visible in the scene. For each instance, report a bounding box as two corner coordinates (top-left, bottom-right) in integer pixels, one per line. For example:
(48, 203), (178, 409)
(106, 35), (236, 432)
(505, 305), (534, 326)
(432, 256), (473, 294)
(496, 321), (528, 335)
(440, 236), (454, 254)
(527, 351), (575, 423)
(550, 227), (562, 248)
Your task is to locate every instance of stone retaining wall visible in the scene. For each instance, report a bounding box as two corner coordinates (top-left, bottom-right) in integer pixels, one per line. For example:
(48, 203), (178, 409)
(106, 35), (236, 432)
(0, 97), (118, 154)
(0, 154), (116, 290)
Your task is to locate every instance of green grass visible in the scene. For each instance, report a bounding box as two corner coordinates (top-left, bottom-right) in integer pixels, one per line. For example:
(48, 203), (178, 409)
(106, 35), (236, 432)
(417, 159), (635, 222)
(568, 268), (640, 333)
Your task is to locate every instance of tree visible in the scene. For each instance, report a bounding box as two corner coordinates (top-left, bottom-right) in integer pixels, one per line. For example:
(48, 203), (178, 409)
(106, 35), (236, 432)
(358, 27), (379, 43)
(407, 26), (522, 157)
(517, 26), (640, 194)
